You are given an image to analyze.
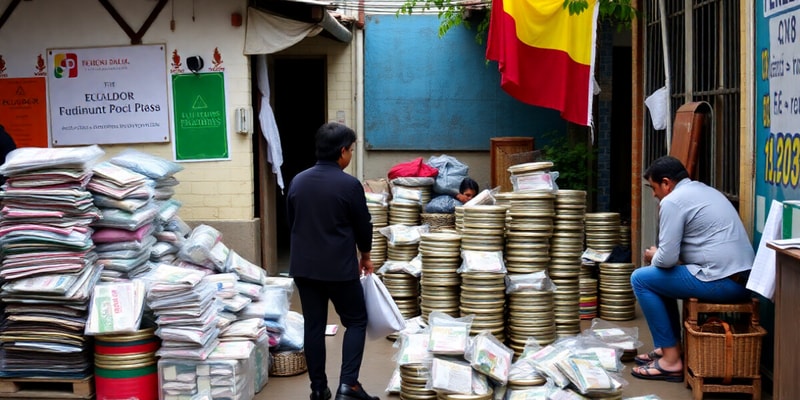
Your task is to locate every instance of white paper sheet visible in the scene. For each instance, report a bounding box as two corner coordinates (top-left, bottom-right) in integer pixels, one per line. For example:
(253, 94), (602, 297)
(747, 199), (782, 300)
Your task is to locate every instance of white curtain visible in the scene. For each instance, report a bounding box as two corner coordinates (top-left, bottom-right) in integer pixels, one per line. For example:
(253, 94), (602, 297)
(256, 54), (285, 191)
(245, 7), (327, 191)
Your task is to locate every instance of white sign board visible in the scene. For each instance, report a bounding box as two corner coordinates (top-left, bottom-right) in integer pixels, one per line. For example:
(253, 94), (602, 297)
(47, 44), (170, 146)
(768, 8), (800, 134)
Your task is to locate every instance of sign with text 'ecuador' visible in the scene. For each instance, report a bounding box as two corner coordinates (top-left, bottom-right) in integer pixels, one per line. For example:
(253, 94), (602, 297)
(171, 72), (229, 161)
(47, 44), (170, 146)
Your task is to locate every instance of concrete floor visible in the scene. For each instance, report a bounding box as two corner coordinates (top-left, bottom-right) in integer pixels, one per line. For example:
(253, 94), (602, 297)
(255, 290), (772, 400)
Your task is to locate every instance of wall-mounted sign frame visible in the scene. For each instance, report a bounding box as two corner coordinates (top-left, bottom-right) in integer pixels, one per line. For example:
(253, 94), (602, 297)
(46, 44), (170, 146)
(0, 77), (49, 148)
(171, 72), (229, 161)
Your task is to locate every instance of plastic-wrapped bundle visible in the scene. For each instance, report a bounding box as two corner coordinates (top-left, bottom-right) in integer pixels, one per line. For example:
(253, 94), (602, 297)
(424, 194), (460, 213)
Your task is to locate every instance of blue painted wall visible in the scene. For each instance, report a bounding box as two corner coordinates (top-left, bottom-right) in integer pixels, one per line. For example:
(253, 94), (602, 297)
(364, 14), (566, 151)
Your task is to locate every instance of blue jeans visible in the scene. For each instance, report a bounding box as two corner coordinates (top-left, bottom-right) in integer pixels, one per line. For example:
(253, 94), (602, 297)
(630, 265), (751, 349)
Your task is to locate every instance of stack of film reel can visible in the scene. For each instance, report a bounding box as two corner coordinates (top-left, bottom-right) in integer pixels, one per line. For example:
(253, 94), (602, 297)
(419, 232), (462, 321)
(598, 262), (636, 321)
(503, 191), (558, 353)
(368, 201), (389, 266)
(399, 363), (437, 400)
(550, 190), (587, 337)
(459, 205), (508, 342)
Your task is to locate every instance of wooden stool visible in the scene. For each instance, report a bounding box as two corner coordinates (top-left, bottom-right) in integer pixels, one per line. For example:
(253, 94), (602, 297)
(682, 297), (763, 400)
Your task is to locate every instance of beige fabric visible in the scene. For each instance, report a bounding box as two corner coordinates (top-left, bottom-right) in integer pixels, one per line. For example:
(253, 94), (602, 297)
(244, 7), (322, 55)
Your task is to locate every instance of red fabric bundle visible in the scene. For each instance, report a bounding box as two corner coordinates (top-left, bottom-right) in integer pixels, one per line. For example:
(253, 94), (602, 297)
(387, 157), (438, 180)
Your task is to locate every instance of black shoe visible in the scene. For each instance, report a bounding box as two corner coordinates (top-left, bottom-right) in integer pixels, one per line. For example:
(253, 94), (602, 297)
(334, 383), (379, 400)
(310, 387), (332, 400)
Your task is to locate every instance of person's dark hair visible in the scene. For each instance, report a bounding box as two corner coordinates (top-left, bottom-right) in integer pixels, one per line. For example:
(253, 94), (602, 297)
(315, 122), (356, 162)
(643, 155), (689, 182)
(460, 177), (479, 194)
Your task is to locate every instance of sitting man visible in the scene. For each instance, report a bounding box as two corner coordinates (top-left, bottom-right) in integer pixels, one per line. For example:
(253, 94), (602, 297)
(630, 156), (754, 382)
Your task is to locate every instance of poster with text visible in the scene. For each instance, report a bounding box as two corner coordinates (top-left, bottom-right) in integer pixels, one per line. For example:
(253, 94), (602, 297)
(46, 44), (170, 146)
(171, 72), (229, 161)
(756, 1), (800, 243)
(0, 77), (48, 148)
(753, 0), (800, 243)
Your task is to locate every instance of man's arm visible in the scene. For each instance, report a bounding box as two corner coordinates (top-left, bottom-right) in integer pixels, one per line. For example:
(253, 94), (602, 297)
(651, 201), (684, 267)
(643, 246), (657, 264)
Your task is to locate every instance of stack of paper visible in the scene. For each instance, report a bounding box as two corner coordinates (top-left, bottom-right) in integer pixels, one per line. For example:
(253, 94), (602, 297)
(0, 145), (105, 379)
(88, 161), (160, 281)
(143, 264), (220, 360)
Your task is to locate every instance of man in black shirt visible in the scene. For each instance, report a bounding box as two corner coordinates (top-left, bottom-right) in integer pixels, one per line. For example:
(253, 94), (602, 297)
(287, 122), (377, 400)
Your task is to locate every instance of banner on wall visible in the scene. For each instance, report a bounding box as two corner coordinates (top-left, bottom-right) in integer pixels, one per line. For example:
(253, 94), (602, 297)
(755, 1), (800, 243)
(485, 0), (598, 126)
(171, 72), (229, 161)
(0, 77), (48, 148)
(46, 44), (170, 146)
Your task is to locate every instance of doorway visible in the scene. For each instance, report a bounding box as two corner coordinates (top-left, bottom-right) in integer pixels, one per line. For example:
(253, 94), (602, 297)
(610, 46), (632, 223)
(271, 57), (327, 268)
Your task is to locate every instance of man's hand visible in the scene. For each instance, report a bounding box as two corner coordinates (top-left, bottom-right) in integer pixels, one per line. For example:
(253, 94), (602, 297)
(359, 252), (374, 275)
(455, 193), (468, 203)
(643, 246), (657, 264)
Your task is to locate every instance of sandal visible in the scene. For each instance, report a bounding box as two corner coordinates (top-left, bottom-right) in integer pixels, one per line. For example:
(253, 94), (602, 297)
(630, 359), (684, 382)
(634, 349), (663, 365)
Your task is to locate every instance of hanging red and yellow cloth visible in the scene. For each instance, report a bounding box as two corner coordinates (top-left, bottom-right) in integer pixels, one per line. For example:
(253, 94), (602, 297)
(486, 0), (599, 126)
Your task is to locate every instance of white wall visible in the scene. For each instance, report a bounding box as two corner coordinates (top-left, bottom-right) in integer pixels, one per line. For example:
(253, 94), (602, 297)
(0, 0), (253, 220)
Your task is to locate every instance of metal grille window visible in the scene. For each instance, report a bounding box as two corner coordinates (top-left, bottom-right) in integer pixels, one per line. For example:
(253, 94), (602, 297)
(642, 0), (740, 204)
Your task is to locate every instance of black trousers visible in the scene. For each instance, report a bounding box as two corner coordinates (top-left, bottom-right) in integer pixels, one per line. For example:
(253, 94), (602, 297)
(294, 277), (368, 392)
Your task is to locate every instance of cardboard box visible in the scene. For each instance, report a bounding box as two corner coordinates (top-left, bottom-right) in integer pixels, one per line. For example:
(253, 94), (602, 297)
(782, 200), (800, 239)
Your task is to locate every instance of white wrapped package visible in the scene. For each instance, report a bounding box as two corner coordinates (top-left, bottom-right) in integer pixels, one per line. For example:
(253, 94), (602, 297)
(361, 273), (406, 339)
(226, 251), (267, 284)
(178, 224), (222, 269)
(428, 357), (473, 394)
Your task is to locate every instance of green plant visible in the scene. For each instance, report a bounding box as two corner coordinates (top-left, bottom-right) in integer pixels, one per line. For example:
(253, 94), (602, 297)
(540, 132), (596, 192)
(396, 0), (489, 44)
(564, 0), (637, 31)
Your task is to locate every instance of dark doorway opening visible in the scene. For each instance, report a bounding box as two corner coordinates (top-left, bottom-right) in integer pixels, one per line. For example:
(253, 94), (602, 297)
(272, 57), (327, 262)
(610, 46), (633, 224)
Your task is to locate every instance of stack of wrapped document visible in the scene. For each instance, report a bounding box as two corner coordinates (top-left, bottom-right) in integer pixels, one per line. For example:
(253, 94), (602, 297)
(0, 145), (105, 378)
(89, 149), (185, 281)
(88, 161), (158, 280)
(142, 263), (220, 360)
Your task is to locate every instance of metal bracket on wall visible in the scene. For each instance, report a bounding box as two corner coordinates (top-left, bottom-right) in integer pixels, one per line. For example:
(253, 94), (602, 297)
(0, 0), (22, 33)
(98, 0), (168, 45)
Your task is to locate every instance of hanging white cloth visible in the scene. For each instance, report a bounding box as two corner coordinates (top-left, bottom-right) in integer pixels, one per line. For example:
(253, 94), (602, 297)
(244, 7), (322, 55)
(747, 199), (782, 300)
(256, 54), (285, 191)
(644, 86), (670, 130)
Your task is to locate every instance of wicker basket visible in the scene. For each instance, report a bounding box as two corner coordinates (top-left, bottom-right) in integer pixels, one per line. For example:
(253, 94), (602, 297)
(684, 319), (766, 379)
(269, 349), (307, 377)
(420, 213), (456, 230)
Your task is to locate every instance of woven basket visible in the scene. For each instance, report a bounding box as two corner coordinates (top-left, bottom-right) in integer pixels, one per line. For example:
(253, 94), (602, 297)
(684, 319), (766, 379)
(269, 349), (307, 377)
(420, 213), (456, 230)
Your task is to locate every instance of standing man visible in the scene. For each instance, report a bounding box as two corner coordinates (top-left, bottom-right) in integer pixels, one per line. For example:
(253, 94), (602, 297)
(630, 155), (754, 382)
(287, 122), (378, 400)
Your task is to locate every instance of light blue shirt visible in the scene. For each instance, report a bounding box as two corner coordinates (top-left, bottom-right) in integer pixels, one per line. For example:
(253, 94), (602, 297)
(651, 178), (754, 281)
